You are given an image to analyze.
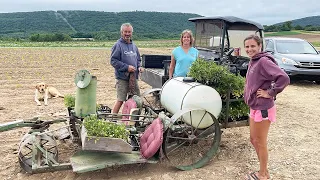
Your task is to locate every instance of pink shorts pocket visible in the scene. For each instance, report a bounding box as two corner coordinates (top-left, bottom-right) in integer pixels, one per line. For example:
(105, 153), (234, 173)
(250, 105), (276, 123)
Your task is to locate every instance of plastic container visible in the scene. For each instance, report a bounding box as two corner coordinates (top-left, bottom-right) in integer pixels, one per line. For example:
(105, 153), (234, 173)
(160, 77), (222, 128)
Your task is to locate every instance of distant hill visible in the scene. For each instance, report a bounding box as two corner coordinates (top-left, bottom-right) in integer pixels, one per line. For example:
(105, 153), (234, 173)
(0, 10), (202, 39)
(275, 16), (320, 27)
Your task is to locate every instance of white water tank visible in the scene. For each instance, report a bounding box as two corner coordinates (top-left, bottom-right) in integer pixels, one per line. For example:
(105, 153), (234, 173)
(161, 77), (222, 129)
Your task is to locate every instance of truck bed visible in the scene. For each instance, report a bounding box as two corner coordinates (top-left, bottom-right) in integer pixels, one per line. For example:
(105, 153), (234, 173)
(140, 54), (171, 88)
(140, 68), (168, 88)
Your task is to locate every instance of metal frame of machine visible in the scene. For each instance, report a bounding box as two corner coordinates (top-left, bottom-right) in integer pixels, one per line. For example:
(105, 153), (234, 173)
(0, 70), (224, 173)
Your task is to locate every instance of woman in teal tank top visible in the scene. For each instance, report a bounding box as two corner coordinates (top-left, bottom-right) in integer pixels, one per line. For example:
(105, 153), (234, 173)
(169, 29), (199, 79)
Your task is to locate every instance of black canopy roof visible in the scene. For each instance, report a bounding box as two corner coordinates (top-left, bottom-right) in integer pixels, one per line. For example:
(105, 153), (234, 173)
(188, 16), (264, 30)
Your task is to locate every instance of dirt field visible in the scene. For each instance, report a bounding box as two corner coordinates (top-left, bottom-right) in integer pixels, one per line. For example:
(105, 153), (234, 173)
(287, 34), (320, 43)
(0, 47), (320, 180)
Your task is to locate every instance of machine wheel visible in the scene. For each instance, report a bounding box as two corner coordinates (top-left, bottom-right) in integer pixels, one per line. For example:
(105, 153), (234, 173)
(18, 133), (58, 173)
(162, 109), (221, 170)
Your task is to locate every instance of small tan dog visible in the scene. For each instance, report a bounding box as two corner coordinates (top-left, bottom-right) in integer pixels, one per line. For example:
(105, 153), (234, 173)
(35, 82), (64, 106)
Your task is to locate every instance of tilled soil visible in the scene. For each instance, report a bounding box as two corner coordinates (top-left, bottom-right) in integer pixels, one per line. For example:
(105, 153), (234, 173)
(286, 33), (320, 42)
(0, 47), (319, 180)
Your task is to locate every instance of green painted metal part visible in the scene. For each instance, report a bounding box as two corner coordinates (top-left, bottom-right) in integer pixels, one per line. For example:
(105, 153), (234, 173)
(18, 132), (72, 174)
(70, 151), (158, 173)
(75, 69), (92, 89)
(0, 118), (67, 132)
(0, 120), (32, 132)
(176, 120), (221, 170)
(30, 163), (72, 174)
(163, 109), (222, 171)
(75, 73), (97, 117)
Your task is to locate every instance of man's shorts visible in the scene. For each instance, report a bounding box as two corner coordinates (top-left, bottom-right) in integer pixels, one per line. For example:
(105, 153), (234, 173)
(116, 79), (140, 102)
(250, 105), (276, 123)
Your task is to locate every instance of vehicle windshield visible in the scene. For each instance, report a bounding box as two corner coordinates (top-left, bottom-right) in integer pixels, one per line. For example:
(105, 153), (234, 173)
(194, 21), (223, 50)
(194, 20), (263, 57)
(227, 30), (263, 58)
(275, 40), (318, 54)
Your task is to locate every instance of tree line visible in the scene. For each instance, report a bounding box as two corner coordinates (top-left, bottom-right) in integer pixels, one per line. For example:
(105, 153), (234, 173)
(264, 21), (320, 32)
(25, 32), (180, 42)
(0, 10), (198, 41)
(1, 11), (320, 41)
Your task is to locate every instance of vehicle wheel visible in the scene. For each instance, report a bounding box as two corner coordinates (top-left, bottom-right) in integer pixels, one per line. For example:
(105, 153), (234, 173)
(162, 109), (221, 170)
(18, 133), (58, 173)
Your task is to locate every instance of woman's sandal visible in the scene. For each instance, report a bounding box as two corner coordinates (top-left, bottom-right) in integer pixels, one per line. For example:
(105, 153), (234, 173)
(245, 171), (270, 180)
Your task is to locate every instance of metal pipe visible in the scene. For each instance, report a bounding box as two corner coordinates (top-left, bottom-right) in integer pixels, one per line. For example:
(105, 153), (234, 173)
(99, 113), (157, 118)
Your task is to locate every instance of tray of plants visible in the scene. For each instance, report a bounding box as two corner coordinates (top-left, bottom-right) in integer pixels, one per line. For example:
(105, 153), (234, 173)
(81, 115), (132, 153)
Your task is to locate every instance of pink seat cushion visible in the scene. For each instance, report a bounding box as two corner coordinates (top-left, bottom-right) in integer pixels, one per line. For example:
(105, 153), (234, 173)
(121, 98), (137, 125)
(140, 118), (163, 159)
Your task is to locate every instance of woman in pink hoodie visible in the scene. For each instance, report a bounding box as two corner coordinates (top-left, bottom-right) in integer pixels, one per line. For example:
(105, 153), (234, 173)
(244, 35), (290, 180)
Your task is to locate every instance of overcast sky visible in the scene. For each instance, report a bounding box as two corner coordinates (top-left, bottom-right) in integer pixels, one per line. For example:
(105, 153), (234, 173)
(0, 0), (319, 25)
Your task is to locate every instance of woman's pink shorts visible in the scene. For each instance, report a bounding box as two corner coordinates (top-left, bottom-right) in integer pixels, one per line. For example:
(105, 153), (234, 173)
(250, 105), (276, 123)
